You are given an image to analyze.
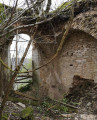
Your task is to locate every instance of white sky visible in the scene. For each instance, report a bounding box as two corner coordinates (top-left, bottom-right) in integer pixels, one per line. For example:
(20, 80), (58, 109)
(10, 34), (31, 59)
(0, 0), (67, 8)
(0, 0), (67, 59)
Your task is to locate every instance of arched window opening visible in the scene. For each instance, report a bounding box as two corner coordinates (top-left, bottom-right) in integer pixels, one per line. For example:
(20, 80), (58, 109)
(10, 34), (33, 90)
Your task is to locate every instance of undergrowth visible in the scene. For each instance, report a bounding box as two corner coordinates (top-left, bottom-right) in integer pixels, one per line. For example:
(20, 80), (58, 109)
(18, 80), (32, 92)
(37, 97), (70, 117)
(21, 107), (34, 120)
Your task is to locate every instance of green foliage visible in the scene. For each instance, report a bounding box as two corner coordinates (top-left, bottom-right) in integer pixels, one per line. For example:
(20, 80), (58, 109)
(21, 107), (34, 120)
(0, 3), (4, 12)
(30, 100), (39, 106)
(1, 113), (8, 120)
(21, 58), (32, 72)
(26, 58), (32, 69)
(11, 112), (20, 117)
(53, 104), (68, 112)
(37, 97), (69, 117)
(54, 0), (85, 12)
(18, 81), (32, 92)
(57, 0), (73, 10)
(19, 59), (40, 93)
(41, 99), (68, 112)
(0, 3), (6, 24)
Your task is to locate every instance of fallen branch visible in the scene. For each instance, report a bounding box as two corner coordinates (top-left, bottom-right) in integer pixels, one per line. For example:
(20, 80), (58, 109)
(14, 91), (38, 101)
(15, 82), (32, 83)
(54, 100), (78, 109)
(17, 75), (32, 77)
(47, 104), (56, 111)
(15, 77), (32, 82)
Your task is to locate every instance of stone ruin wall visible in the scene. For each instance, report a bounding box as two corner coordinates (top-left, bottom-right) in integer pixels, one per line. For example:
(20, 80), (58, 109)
(35, 6), (97, 99)
(0, 5), (97, 100)
(60, 31), (97, 93)
(38, 30), (97, 99)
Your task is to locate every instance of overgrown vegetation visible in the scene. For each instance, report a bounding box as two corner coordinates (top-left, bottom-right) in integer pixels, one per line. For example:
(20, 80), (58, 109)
(18, 80), (32, 92)
(21, 58), (32, 72)
(21, 107), (34, 120)
(0, 3), (6, 24)
(1, 113), (8, 120)
(8, 96), (30, 105)
(8, 95), (78, 119)
(36, 97), (75, 117)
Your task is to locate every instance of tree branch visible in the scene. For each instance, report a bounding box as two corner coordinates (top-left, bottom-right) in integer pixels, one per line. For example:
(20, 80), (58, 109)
(14, 91), (38, 101)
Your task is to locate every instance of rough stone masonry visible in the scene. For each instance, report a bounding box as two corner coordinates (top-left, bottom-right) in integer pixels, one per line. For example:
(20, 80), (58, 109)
(0, 1), (97, 100)
(33, 4), (97, 100)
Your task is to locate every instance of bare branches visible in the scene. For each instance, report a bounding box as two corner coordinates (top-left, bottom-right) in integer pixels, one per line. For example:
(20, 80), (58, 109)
(0, 17), (52, 38)
(53, 99), (78, 109)
(14, 91), (38, 101)
(20, 19), (73, 74)
(46, 0), (51, 13)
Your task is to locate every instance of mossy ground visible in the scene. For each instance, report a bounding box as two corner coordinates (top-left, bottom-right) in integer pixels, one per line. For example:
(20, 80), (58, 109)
(7, 95), (78, 119)
(36, 97), (77, 118)
(8, 96), (30, 105)
(1, 113), (8, 120)
(21, 107), (34, 120)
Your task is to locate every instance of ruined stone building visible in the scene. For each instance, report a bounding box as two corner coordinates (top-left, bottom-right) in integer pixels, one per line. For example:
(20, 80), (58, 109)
(0, 1), (97, 100)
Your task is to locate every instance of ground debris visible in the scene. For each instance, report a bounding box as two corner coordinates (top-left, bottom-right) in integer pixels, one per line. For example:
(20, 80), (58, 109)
(67, 76), (97, 115)
(1, 77), (97, 119)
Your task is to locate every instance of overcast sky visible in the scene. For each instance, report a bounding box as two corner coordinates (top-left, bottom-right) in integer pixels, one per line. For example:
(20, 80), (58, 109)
(0, 0), (67, 59)
(0, 0), (67, 8)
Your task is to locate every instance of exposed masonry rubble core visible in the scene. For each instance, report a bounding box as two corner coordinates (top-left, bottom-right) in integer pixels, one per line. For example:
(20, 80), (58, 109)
(0, 4), (97, 99)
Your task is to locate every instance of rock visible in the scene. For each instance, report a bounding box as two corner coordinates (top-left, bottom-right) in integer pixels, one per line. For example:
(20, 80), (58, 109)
(61, 113), (75, 118)
(80, 114), (97, 120)
(21, 107), (34, 119)
(87, 102), (91, 106)
(17, 102), (26, 108)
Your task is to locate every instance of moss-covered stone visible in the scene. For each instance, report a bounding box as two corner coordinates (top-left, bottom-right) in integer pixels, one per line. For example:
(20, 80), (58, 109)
(53, 0), (86, 13)
(8, 96), (29, 105)
(21, 107), (34, 120)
